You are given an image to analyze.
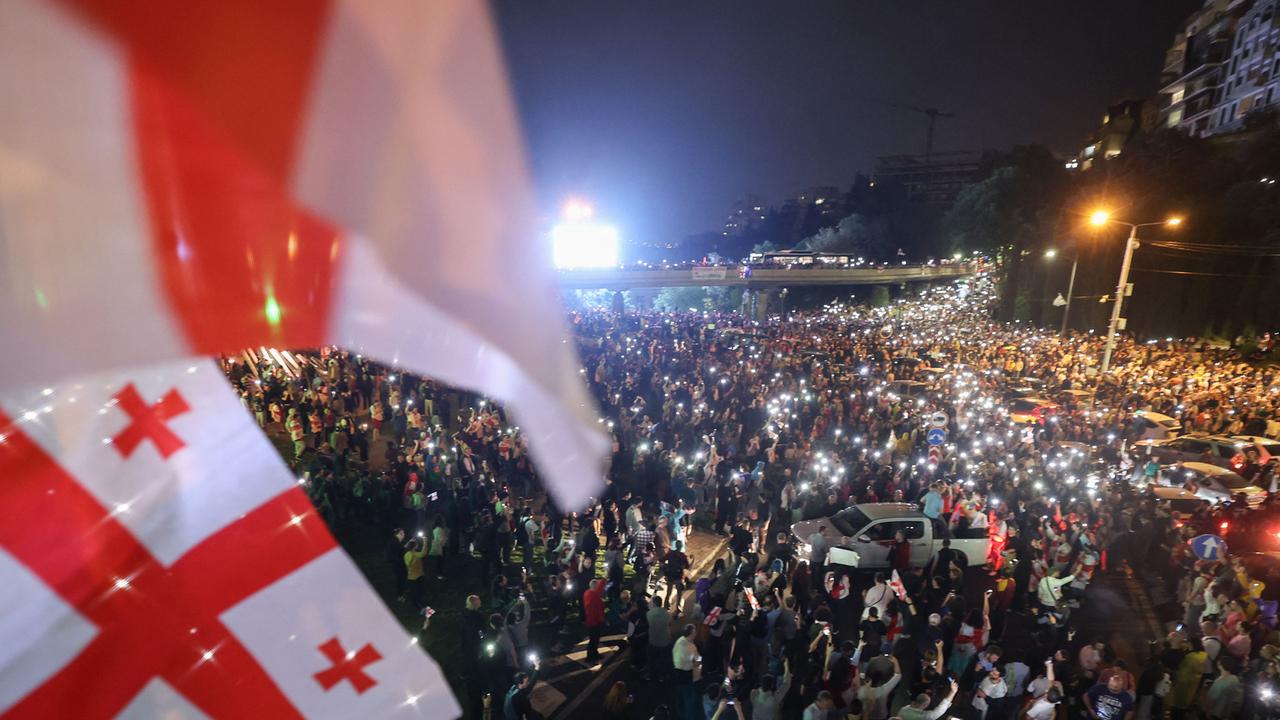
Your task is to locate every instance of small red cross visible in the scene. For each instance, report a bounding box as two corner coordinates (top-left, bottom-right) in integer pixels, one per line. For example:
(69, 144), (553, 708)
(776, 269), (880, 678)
(111, 383), (190, 459)
(0, 408), (337, 718)
(313, 637), (382, 694)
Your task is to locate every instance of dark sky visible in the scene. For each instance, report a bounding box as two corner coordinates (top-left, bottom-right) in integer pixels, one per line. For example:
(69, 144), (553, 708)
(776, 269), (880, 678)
(495, 1), (1203, 245)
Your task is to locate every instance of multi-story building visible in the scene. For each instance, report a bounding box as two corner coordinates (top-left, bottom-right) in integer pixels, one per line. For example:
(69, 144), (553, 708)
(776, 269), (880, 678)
(1077, 99), (1151, 170)
(1159, 0), (1240, 136)
(721, 194), (765, 237)
(873, 151), (983, 207)
(1212, 0), (1280, 132)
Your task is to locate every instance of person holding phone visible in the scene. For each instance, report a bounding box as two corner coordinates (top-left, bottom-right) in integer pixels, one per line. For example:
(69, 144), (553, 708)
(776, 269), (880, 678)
(899, 678), (959, 720)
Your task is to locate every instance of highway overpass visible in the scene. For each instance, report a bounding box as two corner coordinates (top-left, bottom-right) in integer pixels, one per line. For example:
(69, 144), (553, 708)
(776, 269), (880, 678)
(557, 263), (976, 290)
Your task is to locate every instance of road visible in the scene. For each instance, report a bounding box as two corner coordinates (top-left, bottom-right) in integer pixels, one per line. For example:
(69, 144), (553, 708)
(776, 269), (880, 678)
(521, 528), (730, 718)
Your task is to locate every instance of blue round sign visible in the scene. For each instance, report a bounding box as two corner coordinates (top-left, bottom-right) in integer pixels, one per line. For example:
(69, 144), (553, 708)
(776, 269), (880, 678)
(926, 427), (946, 446)
(1190, 534), (1228, 562)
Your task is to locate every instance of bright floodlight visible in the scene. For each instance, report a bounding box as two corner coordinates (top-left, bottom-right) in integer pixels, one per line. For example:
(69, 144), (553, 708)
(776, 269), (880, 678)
(553, 222), (619, 268)
(1166, 216), (1183, 227)
(563, 200), (594, 221)
(1089, 210), (1111, 226)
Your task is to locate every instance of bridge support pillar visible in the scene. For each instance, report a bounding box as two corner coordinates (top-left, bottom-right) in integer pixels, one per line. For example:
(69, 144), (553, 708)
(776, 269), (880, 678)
(754, 289), (773, 321)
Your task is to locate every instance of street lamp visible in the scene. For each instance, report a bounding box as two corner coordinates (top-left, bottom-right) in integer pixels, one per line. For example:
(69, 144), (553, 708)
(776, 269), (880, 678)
(1090, 210), (1184, 375)
(1045, 249), (1078, 335)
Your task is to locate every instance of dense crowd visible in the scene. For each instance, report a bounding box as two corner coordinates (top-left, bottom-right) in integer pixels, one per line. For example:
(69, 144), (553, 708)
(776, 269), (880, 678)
(222, 273), (1280, 720)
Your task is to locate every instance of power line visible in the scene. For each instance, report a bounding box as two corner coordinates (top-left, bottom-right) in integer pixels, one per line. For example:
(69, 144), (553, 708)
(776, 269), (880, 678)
(1145, 240), (1280, 257)
(1131, 267), (1258, 278)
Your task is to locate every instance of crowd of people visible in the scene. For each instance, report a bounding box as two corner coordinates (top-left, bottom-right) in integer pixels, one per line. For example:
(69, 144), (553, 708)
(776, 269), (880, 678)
(222, 273), (1280, 719)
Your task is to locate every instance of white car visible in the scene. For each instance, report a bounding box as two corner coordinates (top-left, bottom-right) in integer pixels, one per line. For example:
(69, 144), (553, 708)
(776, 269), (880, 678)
(1133, 411), (1182, 441)
(790, 502), (988, 570)
(1166, 461), (1266, 506)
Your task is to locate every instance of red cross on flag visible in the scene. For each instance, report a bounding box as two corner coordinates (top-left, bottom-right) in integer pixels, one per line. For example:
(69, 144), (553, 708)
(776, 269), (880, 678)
(0, 0), (607, 512)
(889, 569), (908, 601)
(0, 361), (458, 717)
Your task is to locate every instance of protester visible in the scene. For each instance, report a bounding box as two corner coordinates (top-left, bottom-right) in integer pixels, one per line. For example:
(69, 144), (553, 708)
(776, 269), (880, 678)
(223, 273), (1280, 719)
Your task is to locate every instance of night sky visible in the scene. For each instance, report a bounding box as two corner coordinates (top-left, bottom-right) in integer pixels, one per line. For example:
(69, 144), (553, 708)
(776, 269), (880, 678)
(495, 1), (1203, 245)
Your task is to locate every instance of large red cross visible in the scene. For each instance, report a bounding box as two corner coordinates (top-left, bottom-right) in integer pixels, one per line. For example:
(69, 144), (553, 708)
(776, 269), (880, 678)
(111, 383), (190, 459)
(313, 637), (382, 694)
(0, 408), (339, 719)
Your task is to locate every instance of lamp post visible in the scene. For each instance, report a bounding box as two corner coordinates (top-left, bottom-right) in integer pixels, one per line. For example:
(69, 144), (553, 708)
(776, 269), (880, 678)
(1090, 210), (1182, 375)
(1045, 249), (1078, 335)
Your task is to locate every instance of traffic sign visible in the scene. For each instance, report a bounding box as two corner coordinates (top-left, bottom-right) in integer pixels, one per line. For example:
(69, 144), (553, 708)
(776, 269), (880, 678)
(927, 446), (943, 463)
(1190, 534), (1228, 562)
(928, 411), (948, 428)
(926, 427), (946, 446)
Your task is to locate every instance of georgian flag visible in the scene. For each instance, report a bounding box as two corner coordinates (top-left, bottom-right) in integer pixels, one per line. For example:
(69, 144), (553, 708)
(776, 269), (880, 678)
(0, 360), (457, 717)
(0, 0), (607, 512)
(889, 570), (907, 601)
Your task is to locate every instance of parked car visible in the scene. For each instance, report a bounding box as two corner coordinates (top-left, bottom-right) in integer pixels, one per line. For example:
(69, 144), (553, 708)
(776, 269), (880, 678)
(1144, 485), (1208, 525)
(1132, 411), (1182, 441)
(1163, 461), (1267, 506)
(1135, 434), (1235, 468)
(1135, 434), (1278, 470)
(1008, 397), (1059, 424)
(887, 380), (930, 398)
(1055, 388), (1095, 408)
(790, 503), (989, 570)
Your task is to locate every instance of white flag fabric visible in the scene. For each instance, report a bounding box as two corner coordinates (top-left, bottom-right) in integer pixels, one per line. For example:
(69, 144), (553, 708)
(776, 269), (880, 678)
(0, 0), (606, 511)
(0, 360), (458, 718)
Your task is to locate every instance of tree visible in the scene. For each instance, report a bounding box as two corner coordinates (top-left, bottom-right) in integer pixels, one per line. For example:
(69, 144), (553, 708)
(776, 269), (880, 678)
(794, 213), (893, 258)
(943, 145), (1068, 320)
(653, 286), (708, 313)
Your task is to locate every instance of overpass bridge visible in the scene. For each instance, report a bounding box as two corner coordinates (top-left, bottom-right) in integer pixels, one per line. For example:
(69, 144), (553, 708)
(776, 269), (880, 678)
(557, 263), (976, 290)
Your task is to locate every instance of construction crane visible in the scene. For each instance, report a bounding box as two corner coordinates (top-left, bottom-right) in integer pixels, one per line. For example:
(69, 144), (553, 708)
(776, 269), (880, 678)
(891, 103), (955, 166)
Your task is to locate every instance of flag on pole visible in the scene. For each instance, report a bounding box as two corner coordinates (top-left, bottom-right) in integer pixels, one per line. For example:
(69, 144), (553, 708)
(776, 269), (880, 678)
(0, 361), (458, 717)
(0, 0), (607, 511)
(704, 607), (723, 626)
(889, 569), (907, 601)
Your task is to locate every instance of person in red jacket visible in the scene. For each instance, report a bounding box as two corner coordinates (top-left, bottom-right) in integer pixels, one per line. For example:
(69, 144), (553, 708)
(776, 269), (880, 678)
(584, 578), (606, 662)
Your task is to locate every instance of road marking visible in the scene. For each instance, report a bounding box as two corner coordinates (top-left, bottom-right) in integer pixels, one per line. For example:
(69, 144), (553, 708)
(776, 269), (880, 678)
(551, 533), (730, 719)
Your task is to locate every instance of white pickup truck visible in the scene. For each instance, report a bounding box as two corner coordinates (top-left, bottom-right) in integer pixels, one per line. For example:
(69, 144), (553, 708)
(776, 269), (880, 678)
(790, 502), (989, 570)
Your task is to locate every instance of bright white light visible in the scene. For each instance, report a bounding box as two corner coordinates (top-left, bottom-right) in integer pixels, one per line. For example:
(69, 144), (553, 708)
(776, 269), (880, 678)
(552, 222), (620, 269)
(563, 199), (594, 221)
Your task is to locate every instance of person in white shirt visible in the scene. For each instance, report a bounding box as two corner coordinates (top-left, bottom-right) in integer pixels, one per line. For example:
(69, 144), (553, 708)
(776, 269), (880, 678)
(802, 691), (834, 720)
(1037, 568), (1075, 621)
(862, 573), (893, 620)
(898, 679), (959, 720)
(749, 659), (792, 720)
(855, 654), (901, 720)
(1025, 658), (1062, 720)
(971, 666), (1007, 719)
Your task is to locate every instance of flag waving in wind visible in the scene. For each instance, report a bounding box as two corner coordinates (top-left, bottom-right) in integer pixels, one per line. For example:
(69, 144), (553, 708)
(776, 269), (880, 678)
(0, 0), (607, 716)
(0, 362), (457, 717)
(0, 0), (607, 510)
